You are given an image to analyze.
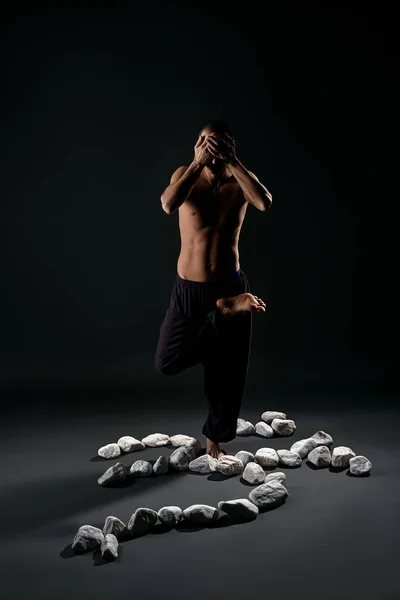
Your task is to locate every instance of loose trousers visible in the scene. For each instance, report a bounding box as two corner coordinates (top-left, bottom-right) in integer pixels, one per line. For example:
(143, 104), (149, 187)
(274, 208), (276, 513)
(154, 269), (252, 443)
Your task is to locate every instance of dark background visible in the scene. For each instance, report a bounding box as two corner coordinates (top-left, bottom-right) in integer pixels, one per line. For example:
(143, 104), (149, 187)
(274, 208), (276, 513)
(1, 0), (390, 393)
(1, 3), (396, 600)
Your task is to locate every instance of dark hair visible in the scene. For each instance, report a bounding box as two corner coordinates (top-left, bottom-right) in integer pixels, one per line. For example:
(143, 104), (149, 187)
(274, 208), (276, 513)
(199, 119), (233, 138)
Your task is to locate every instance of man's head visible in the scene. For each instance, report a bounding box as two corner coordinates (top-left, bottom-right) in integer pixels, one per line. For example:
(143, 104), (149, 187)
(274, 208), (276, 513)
(198, 119), (233, 173)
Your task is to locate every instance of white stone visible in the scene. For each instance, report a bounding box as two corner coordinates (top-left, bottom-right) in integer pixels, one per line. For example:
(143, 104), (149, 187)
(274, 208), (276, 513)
(271, 418), (296, 436)
(182, 504), (219, 523)
(243, 462), (266, 485)
(103, 516), (127, 538)
(218, 499), (259, 521)
(169, 434), (201, 453)
(237, 418), (256, 435)
(117, 436), (145, 452)
(153, 455), (169, 475)
(129, 460), (153, 477)
(310, 430), (334, 447)
(128, 508), (158, 536)
(98, 443), (121, 459)
(158, 506), (183, 526)
(255, 421), (274, 437)
(189, 454), (219, 474)
(100, 533), (118, 559)
(254, 447), (279, 468)
(169, 445), (197, 471)
(307, 446), (331, 467)
(265, 471), (287, 486)
(261, 410), (287, 424)
(349, 455), (372, 475)
(72, 525), (104, 554)
(248, 480), (288, 509)
(277, 449), (302, 467)
(98, 462), (126, 486)
(331, 446), (356, 468)
(215, 454), (244, 477)
(235, 450), (254, 467)
(290, 437), (318, 458)
(141, 433), (170, 447)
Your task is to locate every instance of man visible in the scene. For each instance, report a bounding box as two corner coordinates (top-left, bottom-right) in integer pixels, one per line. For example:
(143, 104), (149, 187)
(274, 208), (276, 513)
(155, 119), (272, 459)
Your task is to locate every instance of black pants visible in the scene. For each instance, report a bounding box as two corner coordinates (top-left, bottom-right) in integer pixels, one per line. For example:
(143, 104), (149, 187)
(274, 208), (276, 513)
(154, 269), (252, 443)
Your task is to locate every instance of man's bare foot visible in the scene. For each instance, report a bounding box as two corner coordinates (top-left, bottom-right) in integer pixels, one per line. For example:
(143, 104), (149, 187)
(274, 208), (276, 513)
(206, 438), (227, 459)
(216, 293), (266, 318)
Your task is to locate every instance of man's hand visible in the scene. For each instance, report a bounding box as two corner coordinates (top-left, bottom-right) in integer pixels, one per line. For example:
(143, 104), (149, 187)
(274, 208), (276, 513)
(206, 132), (237, 165)
(194, 134), (214, 166)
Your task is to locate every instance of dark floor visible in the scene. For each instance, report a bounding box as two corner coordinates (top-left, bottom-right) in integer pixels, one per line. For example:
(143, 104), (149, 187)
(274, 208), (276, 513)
(0, 382), (398, 600)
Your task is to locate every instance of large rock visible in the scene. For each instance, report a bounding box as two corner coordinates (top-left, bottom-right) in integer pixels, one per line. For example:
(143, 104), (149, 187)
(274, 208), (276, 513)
(100, 533), (118, 559)
(261, 410), (287, 424)
(158, 506), (183, 527)
(235, 450), (254, 467)
(237, 418), (256, 435)
(307, 446), (331, 467)
(72, 525), (104, 554)
(98, 443), (121, 459)
(243, 462), (266, 485)
(103, 516), (127, 538)
(277, 449), (302, 467)
(218, 499), (259, 521)
(169, 435), (201, 454)
(117, 436), (145, 453)
(215, 455), (244, 477)
(254, 448), (279, 468)
(349, 455), (372, 476)
(310, 430), (334, 447)
(290, 437), (318, 458)
(331, 446), (356, 468)
(98, 462), (127, 486)
(189, 454), (219, 474)
(248, 480), (288, 509)
(255, 421), (274, 438)
(153, 455), (169, 475)
(169, 445), (197, 471)
(141, 433), (170, 447)
(182, 504), (219, 523)
(129, 460), (153, 477)
(271, 418), (296, 436)
(128, 508), (158, 536)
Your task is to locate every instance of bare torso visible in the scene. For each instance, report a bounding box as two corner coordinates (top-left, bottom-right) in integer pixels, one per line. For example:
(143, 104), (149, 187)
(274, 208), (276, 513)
(177, 168), (248, 282)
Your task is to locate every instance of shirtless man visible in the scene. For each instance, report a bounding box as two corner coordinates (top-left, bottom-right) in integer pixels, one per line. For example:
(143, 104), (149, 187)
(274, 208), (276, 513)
(155, 119), (272, 459)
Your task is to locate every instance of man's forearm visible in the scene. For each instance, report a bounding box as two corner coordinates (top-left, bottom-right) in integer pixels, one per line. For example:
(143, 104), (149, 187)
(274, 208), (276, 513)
(161, 161), (204, 214)
(229, 158), (272, 211)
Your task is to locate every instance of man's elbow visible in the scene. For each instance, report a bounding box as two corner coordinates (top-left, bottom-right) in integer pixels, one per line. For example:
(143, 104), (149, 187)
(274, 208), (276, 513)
(261, 194), (272, 211)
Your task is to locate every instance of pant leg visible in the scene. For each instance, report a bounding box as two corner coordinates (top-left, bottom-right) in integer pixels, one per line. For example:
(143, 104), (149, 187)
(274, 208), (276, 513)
(201, 274), (253, 443)
(154, 306), (206, 376)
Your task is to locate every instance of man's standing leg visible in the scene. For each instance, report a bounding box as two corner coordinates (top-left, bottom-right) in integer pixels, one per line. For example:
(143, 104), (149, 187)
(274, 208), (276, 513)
(201, 307), (252, 446)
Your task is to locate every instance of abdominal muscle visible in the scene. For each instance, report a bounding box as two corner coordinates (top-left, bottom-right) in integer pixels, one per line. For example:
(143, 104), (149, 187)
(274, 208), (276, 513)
(177, 229), (240, 283)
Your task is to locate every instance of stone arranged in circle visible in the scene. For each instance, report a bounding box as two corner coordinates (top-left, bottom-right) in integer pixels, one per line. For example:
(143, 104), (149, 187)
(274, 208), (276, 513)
(271, 418), (296, 436)
(237, 418), (256, 435)
(72, 525), (104, 553)
(153, 455), (169, 475)
(215, 455), (244, 477)
(129, 460), (153, 477)
(277, 449), (302, 467)
(98, 462), (127, 486)
(169, 434), (201, 453)
(101, 533), (119, 559)
(128, 508), (158, 536)
(103, 516), (127, 538)
(265, 471), (287, 486)
(254, 447), (279, 468)
(169, 445), (197, 471)
(261, 410), (287, 424)
(235, 450), (255, 467)
(117, 436), (145, 453)
(243, 462), (266, 485)
(158, 506), (183, 526)
(331, 446), (356, 468)
(182, 504), (219, 523)
(349, 455), (372, 475)
(307, 446), (331, 467)
(98, 443), (121, 459)
(189, 454), (219, 474)
(311, 430), (334, 447)
(248, 480), (288, 509)
(255, 421), (274, 437)
(218, 499), (259, 521)
(141, 433), (170, 447)
(290, 437), (318, 458)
